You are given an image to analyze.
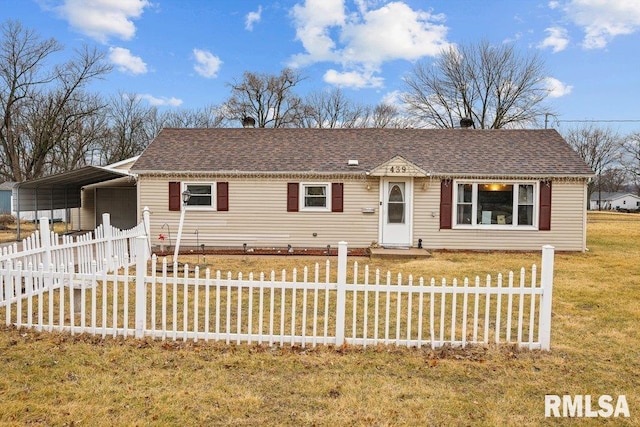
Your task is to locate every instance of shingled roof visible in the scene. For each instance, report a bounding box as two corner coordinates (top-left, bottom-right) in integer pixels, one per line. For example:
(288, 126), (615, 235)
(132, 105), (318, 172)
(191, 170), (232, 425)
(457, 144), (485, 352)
(131, 128), (594, 177)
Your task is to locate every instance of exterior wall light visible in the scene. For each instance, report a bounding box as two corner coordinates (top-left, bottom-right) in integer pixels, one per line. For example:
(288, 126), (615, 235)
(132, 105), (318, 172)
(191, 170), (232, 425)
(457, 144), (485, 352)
(182, 189), (191, 204)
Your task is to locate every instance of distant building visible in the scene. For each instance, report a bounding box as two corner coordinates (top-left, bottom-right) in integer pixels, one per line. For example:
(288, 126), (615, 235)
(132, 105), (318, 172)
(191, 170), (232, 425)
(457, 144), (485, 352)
(0, 181), (14, 214)
(589, 192), (640, 211)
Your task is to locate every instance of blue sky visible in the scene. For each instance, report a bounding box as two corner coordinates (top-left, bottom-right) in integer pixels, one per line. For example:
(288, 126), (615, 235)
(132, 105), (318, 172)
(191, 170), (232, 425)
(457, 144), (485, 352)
(3, 0), (640, 133)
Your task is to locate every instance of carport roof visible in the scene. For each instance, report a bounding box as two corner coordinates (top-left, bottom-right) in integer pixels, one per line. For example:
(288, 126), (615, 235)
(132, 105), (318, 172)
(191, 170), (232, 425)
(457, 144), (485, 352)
(14, 166), (134, 211)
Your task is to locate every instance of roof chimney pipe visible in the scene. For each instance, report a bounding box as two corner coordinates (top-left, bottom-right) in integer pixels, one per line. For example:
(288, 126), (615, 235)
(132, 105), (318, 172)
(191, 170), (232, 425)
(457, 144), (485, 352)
(460, 117), (473, 128)
(242, 116), (256, 128)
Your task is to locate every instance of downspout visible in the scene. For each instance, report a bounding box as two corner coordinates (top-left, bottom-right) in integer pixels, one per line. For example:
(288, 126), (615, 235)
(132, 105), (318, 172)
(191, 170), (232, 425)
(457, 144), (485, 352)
(35, 187), (39, 223)
(583, 181), (589, 252)
(49, 186), (54, 222)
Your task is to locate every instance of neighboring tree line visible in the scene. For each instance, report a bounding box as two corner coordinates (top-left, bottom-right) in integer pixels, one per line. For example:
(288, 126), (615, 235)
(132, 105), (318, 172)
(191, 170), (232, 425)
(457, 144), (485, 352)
(564, 125), (640, 205)
(0, 19), (639, 198)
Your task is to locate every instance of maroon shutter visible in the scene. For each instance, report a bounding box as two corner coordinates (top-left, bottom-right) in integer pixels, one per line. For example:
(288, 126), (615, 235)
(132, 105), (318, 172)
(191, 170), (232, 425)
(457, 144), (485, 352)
(217, 182), (229, 211)
(440, 180), (453, 229)
(331, 183), (343, 212)
(539, 181), (552, 231)
(287, 183), (299, 212)
(169, 182), (181, 211)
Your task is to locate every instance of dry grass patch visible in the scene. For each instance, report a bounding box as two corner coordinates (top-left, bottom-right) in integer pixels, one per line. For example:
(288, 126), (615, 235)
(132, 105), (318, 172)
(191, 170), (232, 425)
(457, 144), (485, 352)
(1, 212), (639, 425)
(0, 219), (69, 243)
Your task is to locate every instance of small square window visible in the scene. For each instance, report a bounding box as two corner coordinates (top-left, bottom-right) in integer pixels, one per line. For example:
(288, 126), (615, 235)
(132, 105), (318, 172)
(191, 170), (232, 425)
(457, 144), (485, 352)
(301, 183), (331, 211)
(185, 183), (214, 209)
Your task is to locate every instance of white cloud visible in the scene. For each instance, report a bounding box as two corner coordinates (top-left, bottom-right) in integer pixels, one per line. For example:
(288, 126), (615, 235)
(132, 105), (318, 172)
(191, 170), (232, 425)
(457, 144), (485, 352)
(290, 0), (346, 64)
(538, 26), (569, 52)
(53, 0), (150, 43)
(323, 69), (384, 88)
(341, 3), (449, 63)
(562, 0), (640, 49)
(109, 47), (147, 74)
(245, 6), (262, 31)
(380, 90), (403, 107)
(290, 0), (450, 89)
(548, 1), (560, 10)
(138, 94), (183, 107)
(192, 48), (223, 78)
(544, 77), (573, 98)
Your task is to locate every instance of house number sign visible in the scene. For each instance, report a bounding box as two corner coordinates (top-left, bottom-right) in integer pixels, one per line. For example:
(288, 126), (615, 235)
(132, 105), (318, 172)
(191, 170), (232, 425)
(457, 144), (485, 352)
(388, 165), (410, 174)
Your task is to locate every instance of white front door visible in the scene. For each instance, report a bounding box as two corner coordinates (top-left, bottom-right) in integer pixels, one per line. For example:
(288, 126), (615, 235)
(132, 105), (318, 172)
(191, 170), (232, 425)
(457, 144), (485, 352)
(381, 179), (412, 247)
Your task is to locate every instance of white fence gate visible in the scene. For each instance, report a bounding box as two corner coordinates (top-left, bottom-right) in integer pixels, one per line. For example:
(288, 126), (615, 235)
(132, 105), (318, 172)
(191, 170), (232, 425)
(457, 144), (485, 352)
(0, 237), (555, 350)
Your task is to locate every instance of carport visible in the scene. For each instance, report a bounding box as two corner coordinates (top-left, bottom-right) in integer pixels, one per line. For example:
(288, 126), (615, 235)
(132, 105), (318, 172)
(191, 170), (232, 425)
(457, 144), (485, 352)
(14, 165), (136, 239)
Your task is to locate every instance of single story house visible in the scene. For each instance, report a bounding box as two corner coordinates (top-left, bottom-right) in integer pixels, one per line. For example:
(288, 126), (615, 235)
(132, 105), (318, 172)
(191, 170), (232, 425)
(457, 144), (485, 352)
(130, 128), (594, 252)
(589, 191), (640, 211)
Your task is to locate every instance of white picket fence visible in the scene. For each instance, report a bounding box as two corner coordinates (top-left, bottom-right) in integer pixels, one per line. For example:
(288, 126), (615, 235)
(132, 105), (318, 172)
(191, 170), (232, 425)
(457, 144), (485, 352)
(0, 238), (555, 350)
(0, 208), (150, 274)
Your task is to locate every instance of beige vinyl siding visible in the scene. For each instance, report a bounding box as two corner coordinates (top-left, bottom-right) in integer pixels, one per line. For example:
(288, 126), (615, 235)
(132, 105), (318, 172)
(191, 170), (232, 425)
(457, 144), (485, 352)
(77, 188), (96, 230)
(75, 177), (136, 231)
(413, 180), (588, 251)
(139, 175), (587, 251)
(139, 176), (380, 250)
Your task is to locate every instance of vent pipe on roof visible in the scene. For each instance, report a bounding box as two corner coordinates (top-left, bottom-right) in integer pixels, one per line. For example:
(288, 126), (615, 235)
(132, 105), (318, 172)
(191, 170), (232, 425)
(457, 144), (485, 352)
(460, 117), (473, 128)
(242, 116), (256, 128)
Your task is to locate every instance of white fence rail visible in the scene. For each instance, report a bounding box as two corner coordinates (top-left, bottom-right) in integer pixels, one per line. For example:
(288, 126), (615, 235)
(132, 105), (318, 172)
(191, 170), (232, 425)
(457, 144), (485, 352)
(0, 238), (555, 350)
(0, 208), (150, 274)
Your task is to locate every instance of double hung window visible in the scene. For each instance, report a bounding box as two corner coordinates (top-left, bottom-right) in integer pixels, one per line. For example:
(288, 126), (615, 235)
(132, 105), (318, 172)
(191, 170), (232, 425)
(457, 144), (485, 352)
(301, 183), (330, 211)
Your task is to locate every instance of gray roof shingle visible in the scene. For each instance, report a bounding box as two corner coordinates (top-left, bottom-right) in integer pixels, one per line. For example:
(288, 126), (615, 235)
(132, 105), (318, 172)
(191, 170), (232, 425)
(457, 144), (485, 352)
(131, 128), (594, 177)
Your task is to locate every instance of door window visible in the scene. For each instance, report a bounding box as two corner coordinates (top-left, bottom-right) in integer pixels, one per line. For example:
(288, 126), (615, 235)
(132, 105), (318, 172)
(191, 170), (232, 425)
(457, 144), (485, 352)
(388, 183), (405, 224)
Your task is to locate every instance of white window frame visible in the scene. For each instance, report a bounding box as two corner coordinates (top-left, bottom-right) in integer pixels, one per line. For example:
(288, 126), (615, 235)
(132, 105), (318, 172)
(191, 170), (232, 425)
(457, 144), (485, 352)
(183, 182), (216, 211)
(300, 182), (331, 212)
(452, 180), (539, 229)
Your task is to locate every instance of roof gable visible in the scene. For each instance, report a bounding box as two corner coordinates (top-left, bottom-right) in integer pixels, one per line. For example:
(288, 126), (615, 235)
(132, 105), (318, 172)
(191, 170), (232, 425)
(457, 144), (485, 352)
(369, 155), (428, 177)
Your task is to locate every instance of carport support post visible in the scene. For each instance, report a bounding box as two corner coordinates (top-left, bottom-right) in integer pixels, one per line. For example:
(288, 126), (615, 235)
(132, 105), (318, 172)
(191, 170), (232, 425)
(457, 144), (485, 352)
(135, 236), (147, 339)
(335, 241), (348, 347)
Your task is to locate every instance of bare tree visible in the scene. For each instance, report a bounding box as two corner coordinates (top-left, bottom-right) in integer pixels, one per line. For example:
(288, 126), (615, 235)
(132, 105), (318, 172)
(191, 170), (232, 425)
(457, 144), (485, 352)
(622, 132), (640, 194)
(33, 92), (107, 171)
(0, 21), (111, 181)
(564, 125), (622, 209)
(403, 40), (551, 129)
(300, 88), (364, 128)
(99, 93), (155, 164)
(364, 103), (410, 128)
(159, 104), (226, 129)
(596, 167), (628, 193)
(98, 101), (227, 165)
(223, 68), (304, 128)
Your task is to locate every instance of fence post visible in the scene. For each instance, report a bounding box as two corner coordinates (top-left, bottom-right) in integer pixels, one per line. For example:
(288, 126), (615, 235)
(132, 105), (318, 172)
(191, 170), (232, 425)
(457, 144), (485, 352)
(103, 213), (114, 272)
(539, 245), (555, 351)
(335, 241), (347, 346)
(39, 217), (51, 272)
(134, 236), (148, 339)
(142, 206), (151, 261)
